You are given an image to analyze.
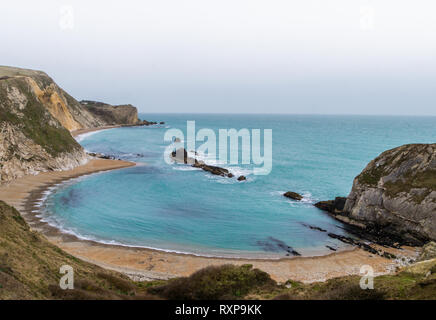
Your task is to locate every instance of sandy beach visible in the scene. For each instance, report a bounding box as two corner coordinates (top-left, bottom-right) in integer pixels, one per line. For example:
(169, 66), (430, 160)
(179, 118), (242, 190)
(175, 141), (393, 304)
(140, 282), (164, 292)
(0, 151), (419, 283)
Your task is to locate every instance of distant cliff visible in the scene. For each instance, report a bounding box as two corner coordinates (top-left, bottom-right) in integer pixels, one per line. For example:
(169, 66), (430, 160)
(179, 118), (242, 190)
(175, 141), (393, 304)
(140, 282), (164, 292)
(80, 100), (139, 125)
(316, 144), (436, 246)
(0, 66), (142, 183)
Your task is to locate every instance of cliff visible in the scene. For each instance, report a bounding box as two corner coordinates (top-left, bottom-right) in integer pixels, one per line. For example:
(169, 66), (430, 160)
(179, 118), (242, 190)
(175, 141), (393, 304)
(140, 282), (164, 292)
(80, 100), (139, 125)
(0, 68), (88, 182)
(0, 66), (106, 131)
(0, 66), (143, 183)
(317, 144), (436, 246)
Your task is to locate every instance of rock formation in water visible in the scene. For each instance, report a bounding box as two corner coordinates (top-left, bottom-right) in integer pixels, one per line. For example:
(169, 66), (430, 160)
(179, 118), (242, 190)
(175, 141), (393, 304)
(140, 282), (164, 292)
(283, 191), (303, 201)
(315, 144), (436, 246)
(171, 148), (240, 179)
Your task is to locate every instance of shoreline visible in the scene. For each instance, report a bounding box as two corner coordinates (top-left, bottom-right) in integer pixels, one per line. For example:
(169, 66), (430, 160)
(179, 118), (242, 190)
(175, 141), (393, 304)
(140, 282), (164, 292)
(0, 127), (420, 283)
(71, 125), (123, 137)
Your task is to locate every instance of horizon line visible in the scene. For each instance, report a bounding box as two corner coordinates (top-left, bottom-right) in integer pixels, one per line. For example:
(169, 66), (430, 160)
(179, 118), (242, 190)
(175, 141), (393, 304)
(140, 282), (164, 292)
(136, 111), (436, 117)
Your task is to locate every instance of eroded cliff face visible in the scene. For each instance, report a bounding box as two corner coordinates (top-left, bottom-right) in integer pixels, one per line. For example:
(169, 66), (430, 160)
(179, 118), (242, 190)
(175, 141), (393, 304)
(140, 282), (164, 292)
(0, 66), (106, 130)
(0, 66), (145, 183)
(343, 144), (436, 245)
(0, 68), (88, 182)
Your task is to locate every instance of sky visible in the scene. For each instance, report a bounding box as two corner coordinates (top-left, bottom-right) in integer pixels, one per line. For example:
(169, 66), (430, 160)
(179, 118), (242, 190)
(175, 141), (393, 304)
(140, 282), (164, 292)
(1, 0), (435, 115)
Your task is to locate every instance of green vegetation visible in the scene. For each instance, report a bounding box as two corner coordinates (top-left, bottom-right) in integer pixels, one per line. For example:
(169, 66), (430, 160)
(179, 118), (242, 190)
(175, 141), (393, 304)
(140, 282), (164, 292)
(0, 200), (155, 299)
(384, 170), (436, 203)
(1, 198), (436, 300)
(270, 269), (436, 300)
(148, 264), (277, 299)
(357, 166), (385, 186)
(0, 77), (80, 157)
(356, 144), (435, 204)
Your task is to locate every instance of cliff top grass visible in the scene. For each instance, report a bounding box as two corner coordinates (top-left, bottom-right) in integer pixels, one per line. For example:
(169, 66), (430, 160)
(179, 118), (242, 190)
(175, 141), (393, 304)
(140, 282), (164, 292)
(356, 144), (436, 202)
(0, 66), (54, 88)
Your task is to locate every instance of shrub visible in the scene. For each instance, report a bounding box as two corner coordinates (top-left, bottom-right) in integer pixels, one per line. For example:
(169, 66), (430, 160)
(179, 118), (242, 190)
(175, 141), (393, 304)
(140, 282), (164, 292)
(148, 264), (276, 300)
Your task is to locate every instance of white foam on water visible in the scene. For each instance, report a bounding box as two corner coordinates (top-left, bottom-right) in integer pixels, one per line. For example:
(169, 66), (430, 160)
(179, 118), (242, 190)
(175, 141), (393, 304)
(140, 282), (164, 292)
(271, 190), (317, 207)
(75, 128), (113, 143)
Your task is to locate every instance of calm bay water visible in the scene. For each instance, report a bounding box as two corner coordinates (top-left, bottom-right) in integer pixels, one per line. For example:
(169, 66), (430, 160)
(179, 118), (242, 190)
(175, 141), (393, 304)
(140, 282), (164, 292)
(39, 114), (436, 257)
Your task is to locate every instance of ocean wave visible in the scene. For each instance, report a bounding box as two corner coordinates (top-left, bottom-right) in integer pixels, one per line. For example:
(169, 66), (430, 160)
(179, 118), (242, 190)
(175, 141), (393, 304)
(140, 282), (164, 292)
(75, 131), (100, 143)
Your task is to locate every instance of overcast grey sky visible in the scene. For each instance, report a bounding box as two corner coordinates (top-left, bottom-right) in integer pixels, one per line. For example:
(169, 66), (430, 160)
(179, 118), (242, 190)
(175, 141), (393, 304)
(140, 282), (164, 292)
(1, 0), (435, 115)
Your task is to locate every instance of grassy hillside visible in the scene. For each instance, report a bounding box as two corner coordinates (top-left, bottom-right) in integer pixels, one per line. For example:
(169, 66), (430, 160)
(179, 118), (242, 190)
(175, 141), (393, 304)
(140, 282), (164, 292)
(1, 199), (436, 300)
(0, 200), (158, 299)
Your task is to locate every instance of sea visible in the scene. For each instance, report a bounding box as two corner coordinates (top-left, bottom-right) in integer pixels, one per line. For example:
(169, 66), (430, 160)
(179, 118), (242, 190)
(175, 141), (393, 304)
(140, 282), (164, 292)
(36, 114), (436, 258)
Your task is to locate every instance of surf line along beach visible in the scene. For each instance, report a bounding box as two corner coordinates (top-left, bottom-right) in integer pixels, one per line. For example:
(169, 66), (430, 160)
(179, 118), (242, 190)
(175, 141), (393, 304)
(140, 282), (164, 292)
(0, 126), (417, 283)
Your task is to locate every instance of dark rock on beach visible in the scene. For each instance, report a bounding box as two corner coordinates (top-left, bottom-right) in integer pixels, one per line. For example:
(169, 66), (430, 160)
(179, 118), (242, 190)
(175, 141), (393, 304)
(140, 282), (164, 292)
(283, 191), (303, 201)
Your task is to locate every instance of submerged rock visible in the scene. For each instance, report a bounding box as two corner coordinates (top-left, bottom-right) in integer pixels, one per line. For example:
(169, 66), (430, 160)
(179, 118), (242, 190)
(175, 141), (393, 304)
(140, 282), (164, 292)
(237, 176), (247, 181)
(283, 191), (303, 201)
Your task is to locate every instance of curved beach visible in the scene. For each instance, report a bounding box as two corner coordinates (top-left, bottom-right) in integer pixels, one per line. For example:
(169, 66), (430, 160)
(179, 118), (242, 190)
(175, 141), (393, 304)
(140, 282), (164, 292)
(0, 154), (418, 283)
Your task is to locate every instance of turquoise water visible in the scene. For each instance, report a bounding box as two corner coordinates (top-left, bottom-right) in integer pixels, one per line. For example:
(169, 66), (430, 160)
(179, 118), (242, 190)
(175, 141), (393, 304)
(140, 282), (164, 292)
(39, 114), (436, 258)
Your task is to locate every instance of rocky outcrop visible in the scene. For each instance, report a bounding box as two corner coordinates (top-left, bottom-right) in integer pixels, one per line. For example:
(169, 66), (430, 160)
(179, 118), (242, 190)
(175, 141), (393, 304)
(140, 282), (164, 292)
(0, 72), (87, 183)
(80, 100), (139, 125)
(0, 66), (152, 183)
(170, 148), (247, 181)
(0, 66), (106, 131)
(314, 197), (346, 213)
(316, 144), (436, 246)
(283, 191), (303, 201)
